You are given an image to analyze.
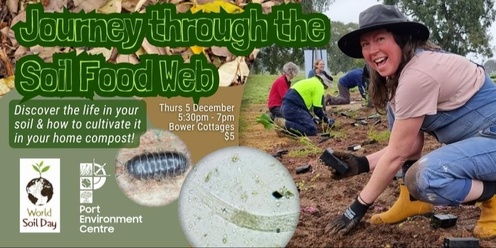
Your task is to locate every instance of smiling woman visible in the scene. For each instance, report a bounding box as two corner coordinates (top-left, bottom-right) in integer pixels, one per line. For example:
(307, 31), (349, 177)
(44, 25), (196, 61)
(326, 4), (496, 240)
(358, 29), (403, 78)
(327, 0), (496, 64)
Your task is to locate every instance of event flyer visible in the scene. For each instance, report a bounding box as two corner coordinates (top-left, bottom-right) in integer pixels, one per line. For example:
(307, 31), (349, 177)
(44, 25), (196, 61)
(1, 0), (331, 247)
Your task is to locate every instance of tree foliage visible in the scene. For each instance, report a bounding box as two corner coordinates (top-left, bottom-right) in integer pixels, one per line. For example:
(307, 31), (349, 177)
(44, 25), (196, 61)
(252, 45), (304, 74)
(254, 0), (496, 75)
(383, 0), (496, 57)
(253, 0), (334, 74)
(484, 59), (496, 74)
(301, 0), (332, 13)
(327, 21), (361, 74)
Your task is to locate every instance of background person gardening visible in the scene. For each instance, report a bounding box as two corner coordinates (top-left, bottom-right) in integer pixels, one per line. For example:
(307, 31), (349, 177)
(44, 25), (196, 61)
(274, 75), (334, 137)
(267, 62), (300, 120)
(307, 59), (334, 87)
(324, 4), (496, 239)
(325, 67), (369, 105)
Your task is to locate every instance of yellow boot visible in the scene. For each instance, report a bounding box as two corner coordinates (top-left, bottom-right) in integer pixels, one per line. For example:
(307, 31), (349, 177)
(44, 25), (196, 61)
(474, 196), (496, 239)
(370, 184), (434, 224)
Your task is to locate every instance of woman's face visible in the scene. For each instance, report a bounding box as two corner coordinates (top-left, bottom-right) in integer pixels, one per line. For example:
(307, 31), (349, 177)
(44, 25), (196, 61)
(315, 60), (325, 71)
(360, 29), (402, 77)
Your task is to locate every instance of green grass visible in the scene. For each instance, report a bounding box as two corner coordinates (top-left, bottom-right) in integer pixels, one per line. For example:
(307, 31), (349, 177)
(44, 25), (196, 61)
(287, 135), (324, 157)
(242, 74), (278, 105)
(238, 116), (249, 133)
(367, 127), (390, 142)
(243, 73), (495, 107)
(242, 73), (340, 105)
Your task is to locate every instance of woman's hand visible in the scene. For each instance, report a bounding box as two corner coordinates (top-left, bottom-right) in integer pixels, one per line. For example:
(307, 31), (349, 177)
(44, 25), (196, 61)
(325, 196), (371, 235)
(327, 151), (370, 179)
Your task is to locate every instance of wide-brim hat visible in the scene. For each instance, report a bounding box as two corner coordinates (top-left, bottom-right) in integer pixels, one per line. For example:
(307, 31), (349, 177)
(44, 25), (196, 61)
(338, 4), (430, 58)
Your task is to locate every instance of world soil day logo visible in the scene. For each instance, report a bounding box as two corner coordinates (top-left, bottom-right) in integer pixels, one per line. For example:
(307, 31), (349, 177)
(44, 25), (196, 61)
(26, 161), (54, 206)
(20, 158), (60, 233)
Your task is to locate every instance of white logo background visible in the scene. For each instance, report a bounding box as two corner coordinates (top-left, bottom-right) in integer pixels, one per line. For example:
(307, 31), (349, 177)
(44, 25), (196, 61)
(19, 158), (60, 233)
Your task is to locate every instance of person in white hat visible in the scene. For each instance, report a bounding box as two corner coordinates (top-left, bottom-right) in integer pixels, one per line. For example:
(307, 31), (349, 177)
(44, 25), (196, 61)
(325, 4), (496, 238)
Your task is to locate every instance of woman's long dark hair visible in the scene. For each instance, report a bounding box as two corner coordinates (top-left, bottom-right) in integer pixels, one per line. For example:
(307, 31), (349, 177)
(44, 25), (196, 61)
(369, 29), (440, 113)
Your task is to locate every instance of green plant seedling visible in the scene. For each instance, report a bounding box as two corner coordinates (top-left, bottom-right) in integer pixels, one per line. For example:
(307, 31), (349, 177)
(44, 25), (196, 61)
(32, 160), (50, 178)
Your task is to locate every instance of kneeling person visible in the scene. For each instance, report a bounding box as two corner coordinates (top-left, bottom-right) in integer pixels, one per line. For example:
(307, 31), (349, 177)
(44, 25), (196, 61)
(274, 76), (334, 136)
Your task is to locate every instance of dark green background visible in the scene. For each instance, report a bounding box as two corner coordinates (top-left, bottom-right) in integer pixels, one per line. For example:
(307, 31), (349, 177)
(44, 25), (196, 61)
(9, 99), (147, 148)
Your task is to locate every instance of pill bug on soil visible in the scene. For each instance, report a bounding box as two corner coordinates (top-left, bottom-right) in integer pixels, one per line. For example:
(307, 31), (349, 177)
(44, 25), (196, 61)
(125, 151), (188, 180)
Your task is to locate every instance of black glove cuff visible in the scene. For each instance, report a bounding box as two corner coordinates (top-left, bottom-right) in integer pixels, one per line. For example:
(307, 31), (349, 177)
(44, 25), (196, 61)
(345, 198), (371, 221)
(354, 155), (370, 174)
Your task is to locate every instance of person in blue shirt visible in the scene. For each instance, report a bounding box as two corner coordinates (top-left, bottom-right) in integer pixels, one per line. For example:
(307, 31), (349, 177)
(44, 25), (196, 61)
(325, 67), (369, 105)
(307, 59), (334, 87)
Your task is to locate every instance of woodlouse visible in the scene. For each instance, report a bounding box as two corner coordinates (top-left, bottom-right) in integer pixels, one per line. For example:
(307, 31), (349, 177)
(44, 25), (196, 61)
(125, 151), (188, 180)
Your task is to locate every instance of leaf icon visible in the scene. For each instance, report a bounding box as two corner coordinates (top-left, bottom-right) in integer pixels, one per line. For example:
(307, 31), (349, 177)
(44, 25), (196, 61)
(31, 161), (50, 177)
(81, 178), (91, 188)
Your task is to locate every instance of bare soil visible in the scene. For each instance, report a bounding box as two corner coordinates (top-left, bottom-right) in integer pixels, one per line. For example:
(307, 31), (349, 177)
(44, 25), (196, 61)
(239, 92), (496, 247)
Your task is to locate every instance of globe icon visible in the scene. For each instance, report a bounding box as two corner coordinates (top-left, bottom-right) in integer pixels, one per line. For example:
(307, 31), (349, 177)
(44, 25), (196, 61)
(26, 177), (54, 206)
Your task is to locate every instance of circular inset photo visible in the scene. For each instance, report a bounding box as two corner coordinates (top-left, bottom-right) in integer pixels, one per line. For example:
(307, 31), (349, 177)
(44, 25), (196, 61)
(178, 146), (300, 247)
(115, 129), (192, 207)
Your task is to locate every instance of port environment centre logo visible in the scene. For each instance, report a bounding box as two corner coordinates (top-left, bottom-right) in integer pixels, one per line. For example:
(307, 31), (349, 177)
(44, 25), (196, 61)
(80, 159), (110, 204)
